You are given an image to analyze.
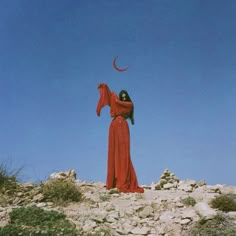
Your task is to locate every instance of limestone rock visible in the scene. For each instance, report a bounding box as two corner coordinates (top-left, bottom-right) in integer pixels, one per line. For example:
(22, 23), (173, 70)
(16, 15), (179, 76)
(194, 202), (217, 219)
(178, 179), (197, 192)
(159, 211), (174, 222)
(163, 183), (176, 190)
(139, 205), (154, 218)
(180, 218), (191, 225)
(82, 220), (97, 232)
(198, 179), (207, 187)
(131, 226), (150, 235)
(36, 202), (47, 208)
(91, 209), (107, 223)
(49, 169), (77, 181)
(181, 208), (197, 220)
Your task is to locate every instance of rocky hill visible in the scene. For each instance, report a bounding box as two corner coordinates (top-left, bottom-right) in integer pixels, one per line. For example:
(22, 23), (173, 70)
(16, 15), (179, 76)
(0, 169), (236, 236)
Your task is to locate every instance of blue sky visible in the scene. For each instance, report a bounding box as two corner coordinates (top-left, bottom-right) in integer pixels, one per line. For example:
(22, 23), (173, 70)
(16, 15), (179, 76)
(0, 0), (235, 185)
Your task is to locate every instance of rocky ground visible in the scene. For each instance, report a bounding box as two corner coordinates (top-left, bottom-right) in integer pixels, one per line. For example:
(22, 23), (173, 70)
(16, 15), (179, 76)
(1, 169), (236, 236)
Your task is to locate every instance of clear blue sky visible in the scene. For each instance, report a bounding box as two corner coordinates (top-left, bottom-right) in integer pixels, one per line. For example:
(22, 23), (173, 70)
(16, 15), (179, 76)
(0, 0), (235, 185)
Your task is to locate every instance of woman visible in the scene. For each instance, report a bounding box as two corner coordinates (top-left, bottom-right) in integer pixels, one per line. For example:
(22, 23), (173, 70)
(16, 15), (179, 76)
(96, 83), (144, 193)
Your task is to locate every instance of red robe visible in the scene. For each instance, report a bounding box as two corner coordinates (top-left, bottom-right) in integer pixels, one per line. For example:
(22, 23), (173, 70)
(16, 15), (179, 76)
(96, 83), (144, 193)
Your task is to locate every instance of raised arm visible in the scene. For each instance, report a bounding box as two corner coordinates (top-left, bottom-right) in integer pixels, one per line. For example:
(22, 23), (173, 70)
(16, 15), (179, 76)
(96, 83), (111, 116)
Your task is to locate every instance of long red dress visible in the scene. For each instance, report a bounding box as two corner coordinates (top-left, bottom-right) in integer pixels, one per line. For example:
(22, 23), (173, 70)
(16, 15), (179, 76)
(96, 83), (144, 193)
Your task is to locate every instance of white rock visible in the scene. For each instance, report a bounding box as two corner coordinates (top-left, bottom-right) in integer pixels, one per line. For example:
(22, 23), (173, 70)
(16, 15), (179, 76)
(207, 185), (222, 193)
(198, 179), (207, 186)
(109, 222), (118, 229)
(160, 179), (168, 186)
(180, 218), (191, 225)
(82, 220), (97, 232)
(106, 212), (119, 223)
(139, 205), (154, 218)
(158, 228), (166, 235)
(36, 202), (47, 208)
(178, 184), (193, 192)
(125, 207), (135, 216)
(159, 211), (174, 222)
(176, 202), (184, 208)
(228, 212), (236, 218)
(122, 221), (134, 234)
(163, 183), (175, 189)
(181, 208), (197, 220)
(131, 226), (150, 235)
(49, 169), (76, 181)
(91, 210), (107, 223)
(32, 193), (44, 202)
(186, 180), (197, 187)
(194, 202), (217, 219)
(150, 182), (156, 190)
(104, 203), (115, 211)
(163, 169), (170, 175)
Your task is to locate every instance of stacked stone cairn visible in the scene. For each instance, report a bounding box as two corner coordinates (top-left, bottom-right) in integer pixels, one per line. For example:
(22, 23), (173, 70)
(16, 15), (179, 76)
(154, 169), (180, 190)
(154, 169), (207, 192)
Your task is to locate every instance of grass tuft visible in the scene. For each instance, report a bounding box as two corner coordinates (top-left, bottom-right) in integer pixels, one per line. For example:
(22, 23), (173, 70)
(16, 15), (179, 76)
(181, 196), (196, 207)
(210, 193), (236, 212)
(84, 228), (112, 236)
(0, 162), (22, 194)
(188, 213), (236, 236)
(42, 179), (82, 206)
(0, 206), (78, 236)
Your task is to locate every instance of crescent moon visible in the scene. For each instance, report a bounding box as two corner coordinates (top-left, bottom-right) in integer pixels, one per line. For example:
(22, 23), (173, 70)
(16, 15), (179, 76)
(113, 56), (128, 72)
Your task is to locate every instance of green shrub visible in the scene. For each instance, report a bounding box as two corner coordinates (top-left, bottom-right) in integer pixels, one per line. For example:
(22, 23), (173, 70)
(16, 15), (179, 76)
(211, 193), (236, 212)
(0, 206), (79, 236)
(84, 228), (112, 236)
(188, 214), (236, 236)
(42, 179), (82, 206)
(181, 196), (196, 207)
(0, 162), (22, 193)
(0, 224), (29, 236)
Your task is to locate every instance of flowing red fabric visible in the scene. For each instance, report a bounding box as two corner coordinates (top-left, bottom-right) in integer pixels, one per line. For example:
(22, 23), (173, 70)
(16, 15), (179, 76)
(96, 83), (144, 193)
(96, 83), (111, 116)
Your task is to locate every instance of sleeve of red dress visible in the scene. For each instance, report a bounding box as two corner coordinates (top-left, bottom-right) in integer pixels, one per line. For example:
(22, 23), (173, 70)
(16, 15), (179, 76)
(110, 92), (133, 117)
(96, 83), (111, 116)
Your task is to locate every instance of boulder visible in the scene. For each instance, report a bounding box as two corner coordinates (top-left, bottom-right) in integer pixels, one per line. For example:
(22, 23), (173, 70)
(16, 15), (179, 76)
(49, 169), (77, 181)
(194, 202), (217, 219)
